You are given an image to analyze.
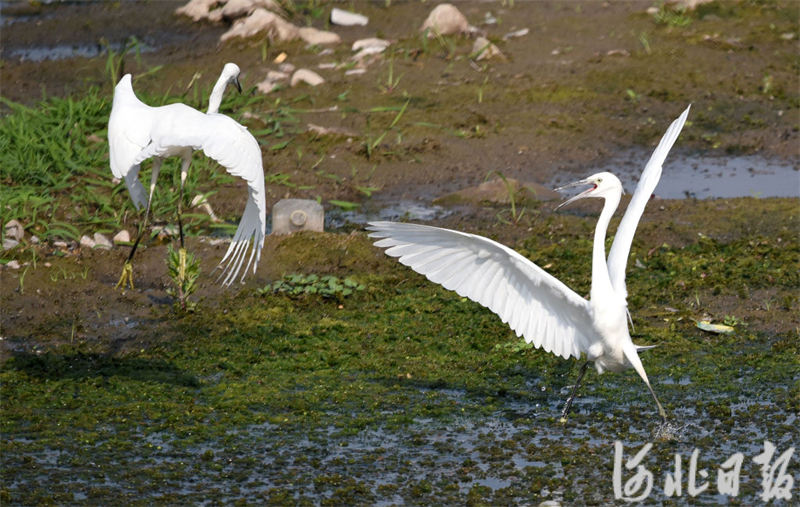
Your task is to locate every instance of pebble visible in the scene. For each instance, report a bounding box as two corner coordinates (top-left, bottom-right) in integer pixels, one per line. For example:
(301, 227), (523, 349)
(421, 3), (470, 38)
(220, 8), (299, 42)
(503, 28), (529, 40)
(3, 238), (19, 251)
(330, 7), (368, 26)
(94, 233), (112, 249)
(472, 36), (505, 61)
(291, 69), (325, 87)
(4, 219), (25, 241)
(207, 0), (282, 22)
(113, 230), (131, 244)
(298, 27), (342, 46)
(80, 235), (96, 249)
(6, 260), (20, 270)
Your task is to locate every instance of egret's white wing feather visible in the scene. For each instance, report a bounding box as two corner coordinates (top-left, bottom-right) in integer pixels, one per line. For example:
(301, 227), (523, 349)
(368, 222), (596, 359)
(607, 105), (690, 297)
(108, 74), (155, 210)
(130, 104), (267, 286)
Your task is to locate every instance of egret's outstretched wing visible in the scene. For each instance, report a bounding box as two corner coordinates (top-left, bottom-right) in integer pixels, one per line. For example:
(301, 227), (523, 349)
(607, 105), (690, 297)
(368, 222), (596, 359)
(108, 74), (155, 210)
(132, 106), (266, 286)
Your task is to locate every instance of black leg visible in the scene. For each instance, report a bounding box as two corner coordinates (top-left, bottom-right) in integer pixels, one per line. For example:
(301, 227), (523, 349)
(560, 361), (590, 421)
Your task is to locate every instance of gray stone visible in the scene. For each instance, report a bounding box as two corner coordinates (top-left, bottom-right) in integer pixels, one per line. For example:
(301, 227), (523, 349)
(4, 219), (24, 241)
(94, 233), (112, 249)
(80, 235), (96, 249)
(272, 199), (324, 235)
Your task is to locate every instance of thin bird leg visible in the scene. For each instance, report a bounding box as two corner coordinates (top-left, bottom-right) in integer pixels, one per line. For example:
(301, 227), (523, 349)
(645, 381), (668, 426)
(560, 361), (590, 422)
(116, 158), (162, 290)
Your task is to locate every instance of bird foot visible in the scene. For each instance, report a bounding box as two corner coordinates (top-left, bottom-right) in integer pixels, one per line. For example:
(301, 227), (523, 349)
(653, 418), (679, 441)
(115, 262), (135, 290)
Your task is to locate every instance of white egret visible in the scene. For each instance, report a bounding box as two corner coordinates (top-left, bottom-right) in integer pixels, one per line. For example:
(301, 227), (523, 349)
(108, 68), (265, 288)
(368, 105), (690, 425)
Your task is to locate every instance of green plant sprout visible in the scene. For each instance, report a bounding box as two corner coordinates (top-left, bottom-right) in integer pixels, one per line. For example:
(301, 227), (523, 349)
(166, 245), (200, 311)
(486, 170), (527, 226)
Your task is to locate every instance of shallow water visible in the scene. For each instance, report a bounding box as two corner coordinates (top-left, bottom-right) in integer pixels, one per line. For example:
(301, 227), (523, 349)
(551, 153), (800, 200)
(6, 41), (156, 63)
(6, 378), (796, 506)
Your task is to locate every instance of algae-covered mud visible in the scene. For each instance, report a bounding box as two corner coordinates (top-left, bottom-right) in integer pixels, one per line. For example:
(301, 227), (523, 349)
(1, 1), (799, 505)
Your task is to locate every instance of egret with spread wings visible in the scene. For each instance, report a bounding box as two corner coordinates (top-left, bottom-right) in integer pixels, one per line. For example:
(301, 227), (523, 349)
(369, 105), (690, 425)
(108, 69), (265, 288)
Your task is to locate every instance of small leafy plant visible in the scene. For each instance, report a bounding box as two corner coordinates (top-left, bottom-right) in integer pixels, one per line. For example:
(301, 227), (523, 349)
(260, 274), (365, 299)
(486, 170), (529, 226)
(166, 245), (200, 311)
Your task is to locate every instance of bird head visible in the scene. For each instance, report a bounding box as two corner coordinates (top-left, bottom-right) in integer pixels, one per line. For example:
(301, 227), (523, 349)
(555, 172), (623, 210)
(223, 63), (242, 93)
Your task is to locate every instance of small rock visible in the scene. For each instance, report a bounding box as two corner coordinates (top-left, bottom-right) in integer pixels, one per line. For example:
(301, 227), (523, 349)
(208, 0), (282, 22)
(175, 0), (219, 21)
(53, 240), (68, 249)
(352, 46), (387, 61)
(267, 70), (289, 81)
(113, 230), (131, 244)
(80, 235), (96, 249)
(330, 7), (368, 26)
(3, 238), (19, 251)
(220, 8), (298, 43)
(665, 0), (713, 10)
(307, 123), (358, 137)
(257, 69), (292, 94)
(606, 49), (630, 57)
(271, 199), (324, 235)
(291, 69), (325, 87)
(30, 235), (39, 245)
(278, 62), (295, 73)
(503, 28), (529, 40)
(44, 262), (52, 268)
(6, 260), (20, 270)
(257, 79), (280, 94)
(352, 38), (390, 52)
(94, 233), (112, 249)
(4, 219), (24, 241)
(298, 27), (342, 46)
(421, 3), (470, 38)
(344, 68), (367, 76)
(472, 36), (505, 61)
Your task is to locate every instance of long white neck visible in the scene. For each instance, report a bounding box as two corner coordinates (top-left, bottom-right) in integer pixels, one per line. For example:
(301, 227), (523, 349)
(207, 74), (230, 114)
(590, 190), (621, 301)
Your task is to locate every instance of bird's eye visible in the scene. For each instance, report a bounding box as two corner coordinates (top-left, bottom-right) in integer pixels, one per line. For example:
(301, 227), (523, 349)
(597, 178), (603, 183)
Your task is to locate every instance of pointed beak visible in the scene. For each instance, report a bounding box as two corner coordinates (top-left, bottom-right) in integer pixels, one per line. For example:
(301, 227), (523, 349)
(555, 179), (596, 210)
(232, 76), (242, 94)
